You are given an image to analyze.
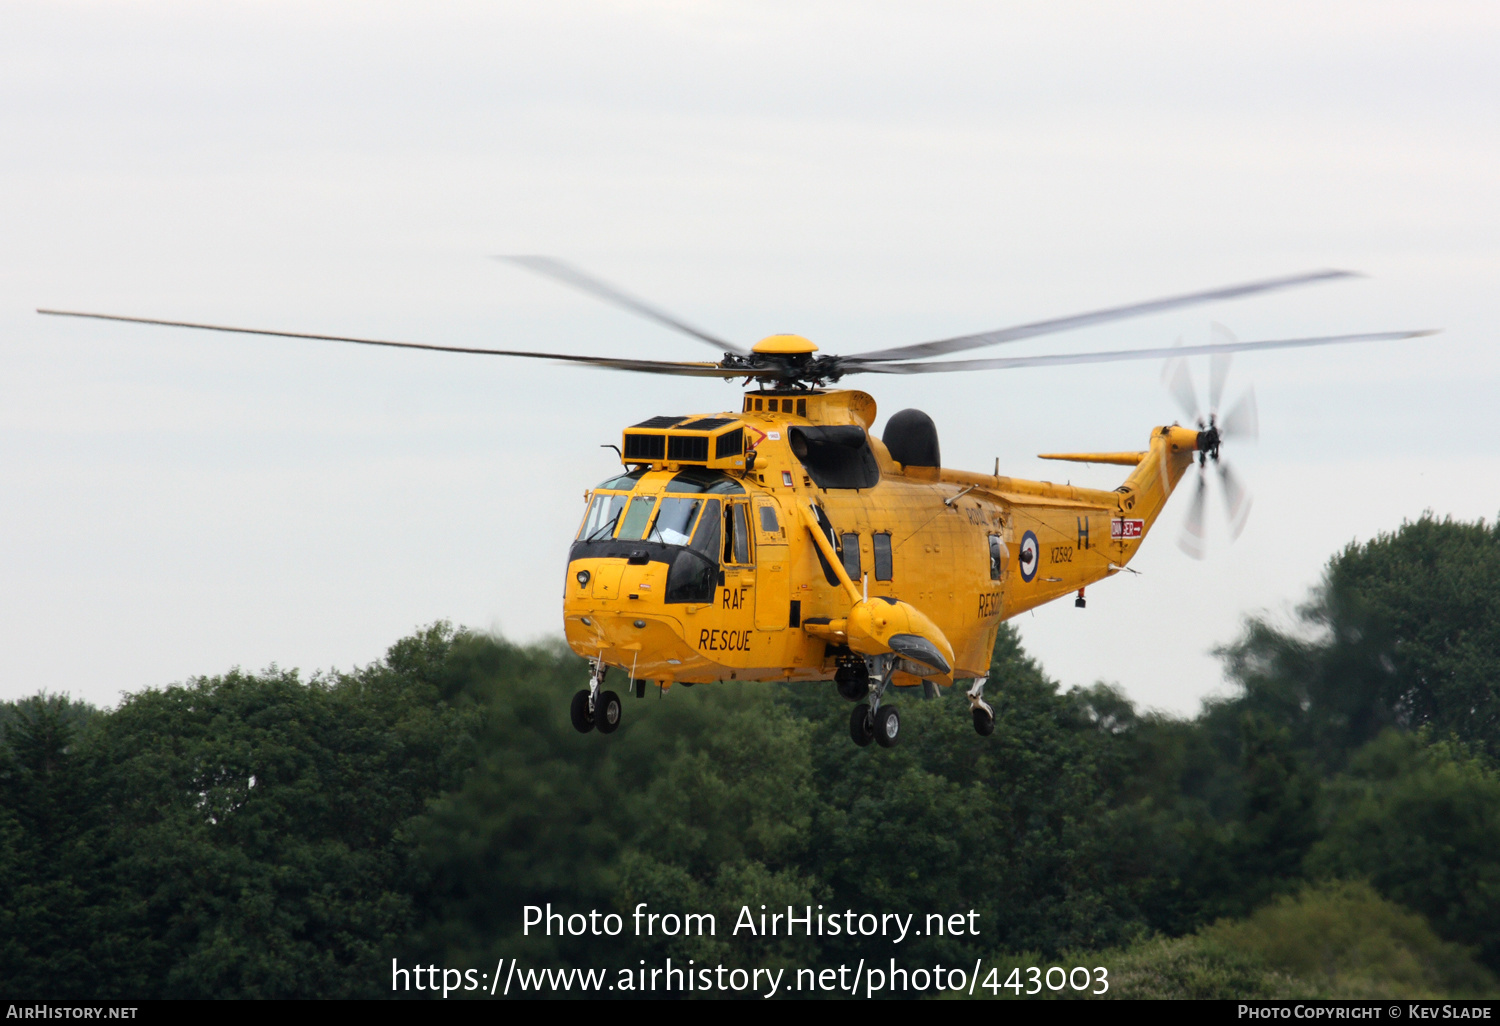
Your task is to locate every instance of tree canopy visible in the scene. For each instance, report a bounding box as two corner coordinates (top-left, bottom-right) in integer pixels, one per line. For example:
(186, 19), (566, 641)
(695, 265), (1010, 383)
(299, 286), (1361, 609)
(4, 513), (1500, 998)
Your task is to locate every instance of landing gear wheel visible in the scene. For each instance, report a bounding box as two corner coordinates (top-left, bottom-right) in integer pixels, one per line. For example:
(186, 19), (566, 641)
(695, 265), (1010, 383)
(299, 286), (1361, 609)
(849, 705), (875, 747)
(570, 690), (594, 733)
(596, 690), (622, 734)
(972, 707), (995, 737)
(875, 705), (901, 748)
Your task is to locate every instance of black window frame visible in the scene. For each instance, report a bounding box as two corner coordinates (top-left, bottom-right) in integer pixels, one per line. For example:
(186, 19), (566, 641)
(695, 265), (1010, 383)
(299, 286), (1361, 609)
(840, 532), (861, 581)
(873, 532), (894, 581)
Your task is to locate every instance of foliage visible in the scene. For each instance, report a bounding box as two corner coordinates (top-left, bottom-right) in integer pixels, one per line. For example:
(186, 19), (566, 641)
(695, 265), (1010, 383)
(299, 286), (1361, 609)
(1308, 731), (1500, 967)
(981, 881), (1495, 999)
(1217, 513), (1500, 766)
(3, 515), (1500, 998)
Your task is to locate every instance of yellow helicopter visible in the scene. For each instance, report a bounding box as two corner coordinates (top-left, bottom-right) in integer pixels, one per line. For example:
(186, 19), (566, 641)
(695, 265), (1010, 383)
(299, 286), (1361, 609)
(39, 261), (1434, 747)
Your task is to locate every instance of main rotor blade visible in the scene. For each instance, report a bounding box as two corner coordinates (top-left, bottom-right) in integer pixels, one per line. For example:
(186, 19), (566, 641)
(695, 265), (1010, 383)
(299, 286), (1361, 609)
(843, 269), (1361, 363)
(35, 309), (740, 376)
(840, 329), (1437, 375)
(498, 255), (745, 355)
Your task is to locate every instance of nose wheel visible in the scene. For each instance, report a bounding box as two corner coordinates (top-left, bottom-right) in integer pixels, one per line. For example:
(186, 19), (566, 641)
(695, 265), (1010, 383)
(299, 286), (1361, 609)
(571, 660), (621, 736)
(849, 654), (901, 748)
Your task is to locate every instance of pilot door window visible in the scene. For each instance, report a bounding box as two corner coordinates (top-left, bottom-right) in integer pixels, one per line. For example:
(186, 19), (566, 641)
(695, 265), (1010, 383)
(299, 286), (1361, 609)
(690, 499), (721, 559)
(723, 503), (752, 565)
(988, 534), (1004, 580)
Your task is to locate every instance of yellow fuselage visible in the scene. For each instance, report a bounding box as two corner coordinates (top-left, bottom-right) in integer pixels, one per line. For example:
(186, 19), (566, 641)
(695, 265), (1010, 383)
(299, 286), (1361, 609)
(563, 389), (1199, 689)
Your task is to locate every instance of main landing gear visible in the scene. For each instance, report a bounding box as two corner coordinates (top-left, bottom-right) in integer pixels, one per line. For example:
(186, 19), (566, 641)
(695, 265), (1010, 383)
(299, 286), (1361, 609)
(849, 654), (901, 749)
(967, 675), (995, 736)
(571, 659), (621, 735)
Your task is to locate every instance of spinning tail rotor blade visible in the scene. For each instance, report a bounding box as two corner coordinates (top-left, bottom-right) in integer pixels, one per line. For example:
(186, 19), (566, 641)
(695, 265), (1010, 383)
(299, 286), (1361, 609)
(1218, 460), (1253, 539)
(1179, 472), (1209, 560)
(1219, 387), (1260, 443)
(1165, 351), (1202, 425)
(1208, 322), (1235, 414)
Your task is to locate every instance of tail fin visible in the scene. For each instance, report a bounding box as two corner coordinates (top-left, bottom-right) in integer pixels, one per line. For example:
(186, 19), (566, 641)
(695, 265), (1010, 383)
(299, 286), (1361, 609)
(1114, 426), (1201, 559)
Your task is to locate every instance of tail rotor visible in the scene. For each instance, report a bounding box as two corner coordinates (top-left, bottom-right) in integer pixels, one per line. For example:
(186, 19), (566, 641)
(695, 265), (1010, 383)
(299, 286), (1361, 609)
(1166, 323), (1259, 558)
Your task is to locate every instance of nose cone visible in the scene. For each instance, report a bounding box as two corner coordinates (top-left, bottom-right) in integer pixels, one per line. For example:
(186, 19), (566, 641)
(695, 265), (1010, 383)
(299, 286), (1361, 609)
(751, 333), (818, 355)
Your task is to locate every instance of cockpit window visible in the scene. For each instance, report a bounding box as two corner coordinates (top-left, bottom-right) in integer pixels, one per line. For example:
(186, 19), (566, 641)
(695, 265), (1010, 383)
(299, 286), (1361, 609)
(724, 503), (751, 564)
(648, 497), (706, 546)
(690, 499), (721, 559)
(578, 492), (629, 541)
(595, 468), (648, 491)
(616, 495), (658, 541)
(667, 468), (745, 494)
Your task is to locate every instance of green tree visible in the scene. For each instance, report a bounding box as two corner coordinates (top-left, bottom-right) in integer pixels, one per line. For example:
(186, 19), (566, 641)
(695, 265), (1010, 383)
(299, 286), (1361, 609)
(1308, 730), (1500, 968)
(1219, 515), (1500, 765)
(81, 623), (479, 998)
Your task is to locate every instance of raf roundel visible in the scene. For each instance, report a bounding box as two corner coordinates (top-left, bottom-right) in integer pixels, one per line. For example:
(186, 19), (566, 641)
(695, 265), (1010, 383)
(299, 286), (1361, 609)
(1018, 531), (1040, 583)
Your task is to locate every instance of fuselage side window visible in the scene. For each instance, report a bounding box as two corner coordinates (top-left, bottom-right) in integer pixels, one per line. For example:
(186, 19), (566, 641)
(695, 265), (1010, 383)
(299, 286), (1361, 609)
(873, 532), (893, 581)
(988, 534), (1004, 581)
(758, 505), (780, 533)
(840, 533), (861, 581)
(616, 495), (658, 542)
(579, 492), (629, 541)
(648, 497), (704, 546)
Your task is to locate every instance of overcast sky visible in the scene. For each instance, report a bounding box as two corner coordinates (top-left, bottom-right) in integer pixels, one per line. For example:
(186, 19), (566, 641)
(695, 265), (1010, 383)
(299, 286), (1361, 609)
(3, 1), (1497, 714)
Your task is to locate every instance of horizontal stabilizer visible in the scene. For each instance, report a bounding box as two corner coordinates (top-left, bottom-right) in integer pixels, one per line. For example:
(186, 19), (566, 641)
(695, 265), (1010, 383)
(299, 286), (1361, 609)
(1037, 451), (1147, 466)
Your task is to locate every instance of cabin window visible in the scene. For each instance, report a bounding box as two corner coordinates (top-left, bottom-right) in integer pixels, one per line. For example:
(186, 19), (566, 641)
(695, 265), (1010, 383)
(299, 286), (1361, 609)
(988, 534), (1004, 580)
(724, 503), (752, 564)
(873, 532), (893, 581)
(579, 492), (629, 541)
(840, 533), (861, 581)
(616, 495), (658, 541)
(759, 506), (780, 533)
(648, 498), (705, 546)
